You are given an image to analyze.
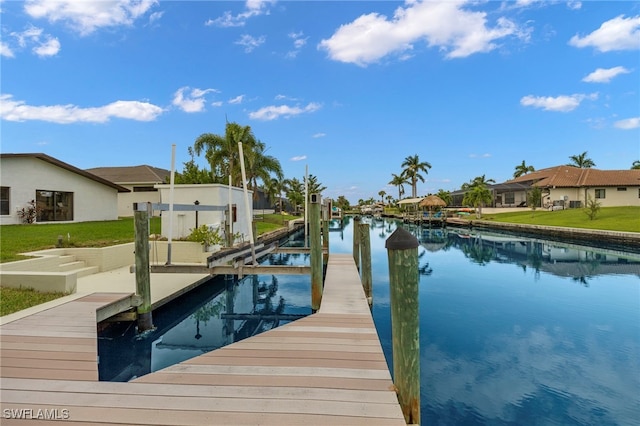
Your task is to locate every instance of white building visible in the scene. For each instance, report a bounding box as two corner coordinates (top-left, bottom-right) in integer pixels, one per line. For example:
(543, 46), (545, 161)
(0, 153), (128, 225)
(155, 183), (253, 242)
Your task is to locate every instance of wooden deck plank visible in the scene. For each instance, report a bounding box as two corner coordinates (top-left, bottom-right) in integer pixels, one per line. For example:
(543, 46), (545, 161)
(0, 254), (405, 424)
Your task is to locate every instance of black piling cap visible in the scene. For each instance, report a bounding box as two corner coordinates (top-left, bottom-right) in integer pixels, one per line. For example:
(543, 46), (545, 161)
(385, 226), (419, 250)
(354, 216), (361, 222)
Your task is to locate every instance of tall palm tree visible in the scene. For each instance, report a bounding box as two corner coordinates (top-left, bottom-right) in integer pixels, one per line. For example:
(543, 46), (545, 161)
(401, 154), (432, 198)
(245, 140), (283, 198)
(513, 160), (535, 178)
(567, 151), (596, 168)
(461, 174), (495, 190)
(304, 174), (327, 197)
(631, 160), (640, 170)
(193, 121), (259, 186)
(389, 173), (407, 201)
(462, 175), (495, 218)
(378, 190), (386, 203)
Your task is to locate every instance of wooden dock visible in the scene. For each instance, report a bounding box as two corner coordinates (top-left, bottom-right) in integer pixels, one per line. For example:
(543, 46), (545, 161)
(0, 254), (405, 425)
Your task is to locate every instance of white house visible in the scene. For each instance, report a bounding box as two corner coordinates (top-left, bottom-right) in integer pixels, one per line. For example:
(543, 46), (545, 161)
(86, 165), (170, 217)
(0, 153), (129, 225)
(155, 183), (252, 242)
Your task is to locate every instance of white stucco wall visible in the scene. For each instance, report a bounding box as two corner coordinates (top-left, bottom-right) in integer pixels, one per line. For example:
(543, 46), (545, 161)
(1, 157), (120, 225)
(117, 183), (163, 217)
(155, 184), (252, 241)
(547, 187), (640, 208)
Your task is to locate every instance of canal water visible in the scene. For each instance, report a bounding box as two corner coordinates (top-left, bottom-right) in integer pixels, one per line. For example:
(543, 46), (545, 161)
(100, 217), (639, 425)
(333, 216), (640, 426)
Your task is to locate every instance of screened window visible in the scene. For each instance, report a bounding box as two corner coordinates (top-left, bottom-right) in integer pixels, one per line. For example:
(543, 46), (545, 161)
(36, 190), (74, 222)
(0, 187), (9, 215)
(133, 186), (157, 192)
(617, 187), (627, 191)
(595, 189), (606, 199)
(504, 192), (515, 205)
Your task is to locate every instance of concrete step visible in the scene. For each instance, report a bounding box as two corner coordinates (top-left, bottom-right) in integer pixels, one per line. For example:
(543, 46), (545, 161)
(57, 255), (77, 264)
(58, 260), (86, 272)
(74, 265), (100, 278)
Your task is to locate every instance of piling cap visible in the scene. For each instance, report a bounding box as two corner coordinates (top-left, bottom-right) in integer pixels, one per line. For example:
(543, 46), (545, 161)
(385, 227), (419, 250)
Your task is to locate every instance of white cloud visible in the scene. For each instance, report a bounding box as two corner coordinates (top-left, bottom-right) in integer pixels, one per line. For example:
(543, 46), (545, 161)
(582, 66), (631, 83)
(290, 155), (307, 161)
(33, 36), (60, 57)
(205, 0), (275, 28)
(0, 42), (15, 58)
(520, 93), (598, 112)
(0, 94), (163, 123)
(569, 15), (640, 52)
(211, 101), (223, 107)
(172, 87), (218, 113)
(469, 153), (492, 158)
(312, 133), (326, 138)
(318, 1), (526, 66)
(235, 34), (266, 53)
(286, 31), (308, 58)
(249, 102), (321, 121)
(614, 117), (640, 130)
(24, 0), (158, 36)
(228, 95), (245, 105)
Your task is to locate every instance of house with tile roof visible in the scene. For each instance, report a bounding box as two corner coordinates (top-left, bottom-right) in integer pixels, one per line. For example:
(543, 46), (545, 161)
(501, 166), (640, 209)
(0, 153), (129, 225)
(86, 165), (171, 217)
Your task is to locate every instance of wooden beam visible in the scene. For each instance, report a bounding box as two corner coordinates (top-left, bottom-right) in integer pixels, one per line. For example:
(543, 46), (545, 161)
(210, 265), (310, 276)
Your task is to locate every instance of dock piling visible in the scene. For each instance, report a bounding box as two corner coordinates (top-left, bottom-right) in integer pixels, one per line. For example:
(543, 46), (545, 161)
(385, 226), (421, 425)
(310, 193), (323, 311)
(352, 216), (361, 271)
(359, 222), (372, 306)
(134, 202), (154, 332)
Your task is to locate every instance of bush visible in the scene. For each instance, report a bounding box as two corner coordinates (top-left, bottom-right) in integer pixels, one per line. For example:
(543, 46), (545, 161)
(16, 200), (39, 224)
(186, 225), (224, 247)
(584, 196), (601, 220)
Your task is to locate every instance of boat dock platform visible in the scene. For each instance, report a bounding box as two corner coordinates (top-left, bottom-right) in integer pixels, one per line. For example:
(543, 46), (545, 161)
(0, 254), (406, 425)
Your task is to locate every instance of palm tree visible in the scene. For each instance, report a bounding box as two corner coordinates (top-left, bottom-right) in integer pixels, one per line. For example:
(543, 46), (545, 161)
(389, 173), (407, 200)
(513, 160), (535, 178)
(244, 140), (283, 198)
(378, 190), (386, 203)
(462, 175), (495, 218)
(401, 154), (432, 198)
(567, 151), (596, 168)
(284, 177), (304, 214)
(304, 174), (327, 197)
(435, 189), (452, 206)
(194, 121), (259, 186)
(631, 160), (640, 170)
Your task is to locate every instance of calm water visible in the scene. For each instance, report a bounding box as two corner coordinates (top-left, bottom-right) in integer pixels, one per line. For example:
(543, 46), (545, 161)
(332, 216), (640, 426)
(100, 218), (639, 425)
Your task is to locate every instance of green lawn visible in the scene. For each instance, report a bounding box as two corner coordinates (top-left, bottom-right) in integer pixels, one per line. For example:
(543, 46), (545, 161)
(478, 206), (640, 232)
(0, 287), (67, 316)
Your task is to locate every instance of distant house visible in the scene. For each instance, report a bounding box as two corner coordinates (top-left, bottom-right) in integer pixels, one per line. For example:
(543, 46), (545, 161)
(450, 166), (640, 209)
(504, 166), (640, 209)
(0, 153), (129, 225)
(86, 165), (170, 217)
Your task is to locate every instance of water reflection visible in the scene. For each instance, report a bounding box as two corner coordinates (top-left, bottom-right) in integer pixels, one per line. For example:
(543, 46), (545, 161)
(98, 237), (311, 382)
(337, 217), (640, 426)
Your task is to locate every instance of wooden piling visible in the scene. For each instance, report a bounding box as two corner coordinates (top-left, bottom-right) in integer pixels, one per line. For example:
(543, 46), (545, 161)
(310, 194), (323, 311)
(134, 203), (153, 332)
(352, 216), (361, 271)
(385, 226), (420, 425)
(322, 219), (330, 268)
(359, 222), (372, 306)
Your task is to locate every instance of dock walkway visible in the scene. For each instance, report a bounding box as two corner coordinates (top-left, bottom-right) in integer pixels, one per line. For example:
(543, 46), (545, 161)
(0, 254), (405, 425)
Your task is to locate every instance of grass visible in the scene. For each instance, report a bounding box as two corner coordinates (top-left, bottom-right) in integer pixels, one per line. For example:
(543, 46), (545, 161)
(0, 217), (162, 263)
(476, 206), (640, 233)
(0, 287), (67, 316)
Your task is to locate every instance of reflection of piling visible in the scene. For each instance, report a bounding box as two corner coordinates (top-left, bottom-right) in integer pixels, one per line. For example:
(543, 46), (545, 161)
(133, 203), (153, 332)
(352, 216), (361, 271)
(358, 222), (372, 306)
(310, 194), (323, 311)
(385, 227), (420, 425)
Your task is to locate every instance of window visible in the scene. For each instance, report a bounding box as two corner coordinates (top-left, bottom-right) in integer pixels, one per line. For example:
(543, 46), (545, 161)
(36, 190), (74, 222)
(133, 186), (157, 192)
(0, 187), (9, 215)
(595, 189), (606, 199)
(617, 187), (627, 191)
(504, 192), (515, 205)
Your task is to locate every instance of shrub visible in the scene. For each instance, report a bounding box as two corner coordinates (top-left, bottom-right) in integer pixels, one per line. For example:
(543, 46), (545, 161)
(186, 225), (224, 247)
(584, 196), (601, 220)
(16, 200), (39, 224)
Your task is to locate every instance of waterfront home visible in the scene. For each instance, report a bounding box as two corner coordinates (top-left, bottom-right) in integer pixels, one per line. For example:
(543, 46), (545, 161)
(87, 165), (170, 217)
(0, 153), (128, 225)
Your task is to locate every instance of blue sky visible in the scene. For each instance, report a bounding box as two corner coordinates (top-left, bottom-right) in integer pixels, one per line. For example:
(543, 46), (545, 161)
(1, 0), (639, 203)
